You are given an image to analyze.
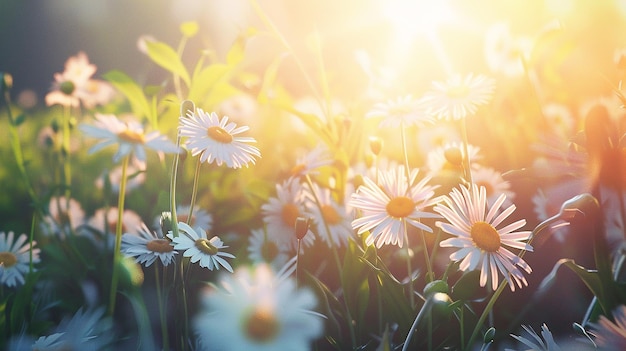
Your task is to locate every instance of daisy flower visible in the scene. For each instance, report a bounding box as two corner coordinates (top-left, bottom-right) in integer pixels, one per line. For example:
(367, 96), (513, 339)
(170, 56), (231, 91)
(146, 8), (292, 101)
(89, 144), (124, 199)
(87, 207), (143, 237)
(45, 51), (96, 108)
(591, 305), (626, 351)
(179, 108), (260, 168)
(304, 184), (354, 248)
(167, 222), (235, 272)
(508, 324), (561, 351)
(0, 231), (40, 287)
(79, 114), (179, 164)
(289, 144), (334, 178)
(422, 73), (496, 120)
(95, 159), (146, 194)
(434, 184), (532, 291)
(261, 178), (315, 249)
(31, 307), (113, 351)
(415, 122), (462, 156)
(350, 166), (440, 248)
(41, 196), (86, 237)
(426, 142), (482, 176)
(121, 222), (176, 267)
(366, 95), (435, 128)
(484, 22), (532, 77)
(193, 264), (323, 351)
(247, 228), (290, 270)
(471, 165), (515, 207)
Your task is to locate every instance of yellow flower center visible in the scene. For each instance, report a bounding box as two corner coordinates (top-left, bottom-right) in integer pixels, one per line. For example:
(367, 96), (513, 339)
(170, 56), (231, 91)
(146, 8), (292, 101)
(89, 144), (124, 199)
(443, 146), (464, 167)
(0, 252), (18, 267)
(146, 239), (174, 253)
(117, 129), (146, 144)
(243, 306), (280, 342)
(470, 221), (501, 252)
(321, 205), (341, 225)
(261, 241), (279, 262)
(207, 126), (233, 143)
(195, 238), (218, 255)
(281, 204), (300, 228)
(386, 196), (415, 218)
(446, 84), (470, 99)
(290, 164), (306, 177)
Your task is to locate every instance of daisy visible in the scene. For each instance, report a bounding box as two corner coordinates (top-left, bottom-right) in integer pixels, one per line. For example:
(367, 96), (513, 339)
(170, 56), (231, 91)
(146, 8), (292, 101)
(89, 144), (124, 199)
(366, 95), (435, 128)
(31, 307), (113, 351)
(95, 159), (146, 194)
(591, 305), (626, 351)
(0, 231), (40, 287)
(247, 228), (290, 270)
(508, 324), (561, 351)
(87, 207), (143, 237)
(350, 166), (440, 248)
(426, 142), (482, 176)
(415, 122), (462, 157)
(121, 222), (176, 267)
(471, 166), (515, 207)
(304, 184), (354, 248)
(483, 22), (532, 77)
(41, 196), (86, 237)
(261, 178), (315, 249)
(80, 114), (179, 165)
(179, 108), (260, 168)
(289, 144), (334, 178)
(434, 184), (532, 291)
(193, 264), (324, 350)
(167, 222), (235, 272)
(422, 73), (496, 120)
(45, 52), (115, 109)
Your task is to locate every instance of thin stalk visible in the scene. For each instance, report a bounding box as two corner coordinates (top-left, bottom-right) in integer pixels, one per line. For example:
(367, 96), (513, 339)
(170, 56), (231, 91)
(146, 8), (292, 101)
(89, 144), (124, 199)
(303, 174), (356, 347)
(186, 158), (202, 226)
(403, 223), (415, 310)
(62, 105), (72, 200)
(29, 214), (36, 274)
(460, 117), (473, 184)
(402, 295), (438, 351)
(465, 280), (507, 351)
(108, 154), (129, 316)
(155, 266), (170, 351)
(296, 239), (302, 288)
(420, 228), (434, 283)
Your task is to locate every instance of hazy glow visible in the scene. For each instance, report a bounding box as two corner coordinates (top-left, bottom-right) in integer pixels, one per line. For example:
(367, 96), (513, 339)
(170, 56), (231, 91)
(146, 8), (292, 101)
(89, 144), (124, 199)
(381, 0), (455, 38)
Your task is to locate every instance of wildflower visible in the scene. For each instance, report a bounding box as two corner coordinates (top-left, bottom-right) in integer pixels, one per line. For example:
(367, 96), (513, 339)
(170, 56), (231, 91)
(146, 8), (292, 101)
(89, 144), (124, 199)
(508, 324), (561, 351)
(121, 222), (176, 267)
(471, 166), (515, 207)
(434, 184), (532, 291)
(95, 159), (146, 194)
(0, 231), (40, 287)
(167, 222), (235, 272)
(153, 204), (213, 236)
(415, 122), (461, 156)
(484, 22), (532, 77)
(426, 142), (482, 175)
(179, 108), (260, 168)
(194, 264), (324, 350)
(87, 207), (143, 237)
(45, 51), (114, 108)
(289, 144), (334, 178)
(41, 196), (86, 237)
(32, 307), (113, 351)
(350, 166), (439, 248)
(304, 184), (354, 248)
(591, 305), (626, 351)
(422, 73), (495, 120)
(366, 95), (435, 128)
(79, 113), (179, 164)
(247, 228), (289, 270)
(261, 178), (315, 249)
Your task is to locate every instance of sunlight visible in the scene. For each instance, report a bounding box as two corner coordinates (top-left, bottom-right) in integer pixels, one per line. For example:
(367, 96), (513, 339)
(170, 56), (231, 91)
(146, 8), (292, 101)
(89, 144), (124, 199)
(380, 0), (455, 39)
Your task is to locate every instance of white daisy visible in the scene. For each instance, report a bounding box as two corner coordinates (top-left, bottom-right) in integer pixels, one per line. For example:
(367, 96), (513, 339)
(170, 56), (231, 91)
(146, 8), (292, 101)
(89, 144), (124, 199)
(121, 222), (176, 267)
(79, 113), (179, 164)
(167, 222), (235, 272)
(41, 196), (86, 237)
(45, 51), (96, 108)
(86, 207), (143, 237)
(95, 159), (146, 194)
(484, 22), (532, 77)
(422, 73), (496, 120)
(350, 166), (440, 248)
(304, 184), (354, 248)
(591, 305), (626, 351)
(247, 228), (290, 270)
(289, 144), (334, 178)
(179, 108), (260, 168)
(471, 166), (515, 207)
(0, 231), (40, 287)
(261, 178), (315, 249)
(193, 264), (324, 351)
(434, 184), (532, 291)
(426, 142), (482, 176)
(32, 307), (113, 351)
(508, 324), (561, 351)
(366, 95), (435, 128)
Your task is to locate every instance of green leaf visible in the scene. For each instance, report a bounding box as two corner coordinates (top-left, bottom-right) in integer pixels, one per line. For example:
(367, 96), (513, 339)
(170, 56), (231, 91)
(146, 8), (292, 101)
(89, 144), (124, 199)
(13, 113), (25, 126)
(187, 63), (231, 106)
(145, 41), (191, 87)
(226, 27), (256, 66)
(103, 70), (151, 121)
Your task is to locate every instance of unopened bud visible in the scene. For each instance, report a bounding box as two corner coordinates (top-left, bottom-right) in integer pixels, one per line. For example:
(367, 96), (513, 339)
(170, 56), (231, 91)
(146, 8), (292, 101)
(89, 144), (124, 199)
(160, 211), (173, 236)
(294, 217), (312, 240)
(559, 193), (599, 221)
(444, 146), (463, 166)
(369, 136), (383, 156)
(1, 72), (13, 91)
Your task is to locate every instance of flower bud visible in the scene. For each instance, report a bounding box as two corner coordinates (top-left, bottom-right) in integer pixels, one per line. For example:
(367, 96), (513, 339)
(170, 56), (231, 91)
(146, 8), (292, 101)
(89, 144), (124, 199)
(294, 217), (312, 240)
(369, 136), (383, 156)
(444, 146), (463, 166)
(160, 211), (173, 236)
(1, 72), (13, 92)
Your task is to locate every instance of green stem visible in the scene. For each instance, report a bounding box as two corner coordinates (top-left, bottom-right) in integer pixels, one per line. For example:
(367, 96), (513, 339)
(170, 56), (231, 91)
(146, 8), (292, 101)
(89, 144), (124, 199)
(186, 158), (202, 226)
(29, 214), (36, 274)
(303, 174), (356, 347)
(403, 222), (415, 310)
(465, 280), (507, 351)
(155, 266), (170, 351)
(402, 295), (438, 351)
(460, 117), (473, 185)
(420, 229), (434, 283)
(108, 154), (129, 316)
(62, 105), (72, 200)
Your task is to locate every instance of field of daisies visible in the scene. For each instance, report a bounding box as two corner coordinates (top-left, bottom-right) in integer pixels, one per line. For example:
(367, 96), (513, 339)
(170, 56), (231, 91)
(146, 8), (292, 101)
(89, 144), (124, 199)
(2, 1), (626, 350)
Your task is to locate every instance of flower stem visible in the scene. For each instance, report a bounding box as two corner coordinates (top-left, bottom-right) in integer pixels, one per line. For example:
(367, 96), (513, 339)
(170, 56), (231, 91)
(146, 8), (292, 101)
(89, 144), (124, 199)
(402, 294), (437, 351)
(108, 154), (129, 316)
(62, 105), (72, 200)
(465, 280), (507, 351)
(403, 222), (416, 310)
(186, 157), (202, 226)
(460, 117), (473, 184)
(155, 266), (170, 351)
